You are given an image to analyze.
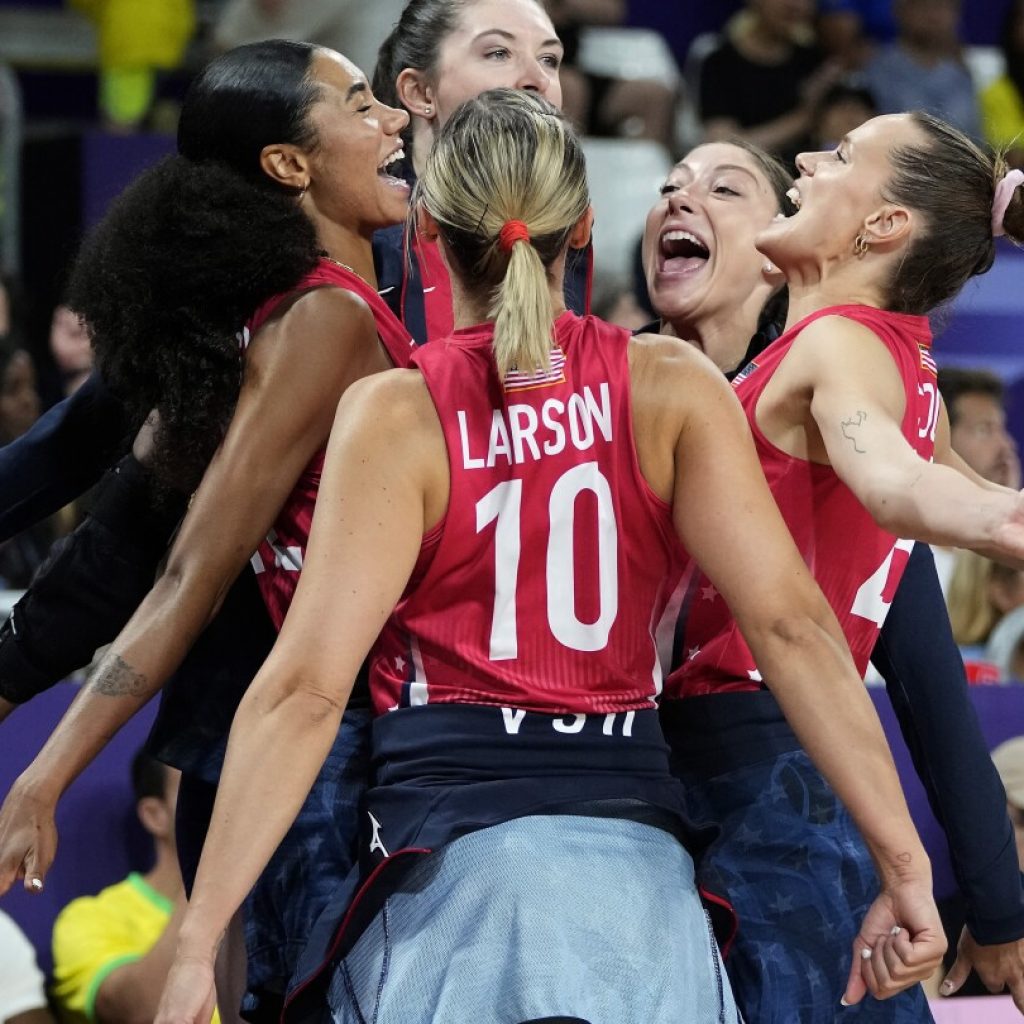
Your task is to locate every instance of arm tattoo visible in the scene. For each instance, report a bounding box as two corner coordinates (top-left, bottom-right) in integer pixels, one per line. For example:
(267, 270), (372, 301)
(89, 654), (149, 698)
(840, 411), (868, 454)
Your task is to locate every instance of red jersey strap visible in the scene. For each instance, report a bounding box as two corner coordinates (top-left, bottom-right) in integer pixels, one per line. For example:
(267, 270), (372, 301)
(246, 258), (415, 369)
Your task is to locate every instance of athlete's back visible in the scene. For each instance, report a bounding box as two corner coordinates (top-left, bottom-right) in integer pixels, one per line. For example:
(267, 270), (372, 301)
(371, 311), (685, 716)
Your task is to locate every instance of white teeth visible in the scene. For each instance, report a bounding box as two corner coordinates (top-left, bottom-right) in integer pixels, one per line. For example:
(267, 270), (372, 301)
(786, 186), (801, 210)
(662, 229), (706, 247)
(379, 149), (405, 171)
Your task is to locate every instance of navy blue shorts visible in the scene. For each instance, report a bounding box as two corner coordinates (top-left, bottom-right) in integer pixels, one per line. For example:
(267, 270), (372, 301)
(242, 708), (373, 1019)
(175, 708), (373, 1022)
(678, 748), (934, 1023)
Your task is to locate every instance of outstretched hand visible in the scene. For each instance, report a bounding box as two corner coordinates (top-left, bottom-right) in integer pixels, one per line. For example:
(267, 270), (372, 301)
(941, 928), (1024, 1014)
(843, 882), (946, 1005)
(0, 780), (58, 897)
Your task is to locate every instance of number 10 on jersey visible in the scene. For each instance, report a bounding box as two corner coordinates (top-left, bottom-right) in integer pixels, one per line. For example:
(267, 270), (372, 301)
(475, 462), (619, 660)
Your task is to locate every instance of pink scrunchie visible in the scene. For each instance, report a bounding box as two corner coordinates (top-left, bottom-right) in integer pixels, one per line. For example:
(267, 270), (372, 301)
(992, 169), (1024, 237)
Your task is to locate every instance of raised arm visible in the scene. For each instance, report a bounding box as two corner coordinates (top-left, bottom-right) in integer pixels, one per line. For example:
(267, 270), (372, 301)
(786, 316), (1024, 559)
(0, 288), (389, 894)
(874, 545), (1024, 1010)
(631, 334), (945, 1003)
(154, 371), (443, 1024)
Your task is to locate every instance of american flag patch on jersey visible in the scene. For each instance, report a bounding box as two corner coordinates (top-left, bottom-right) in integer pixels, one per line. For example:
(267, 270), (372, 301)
(919, 346), (937, 377)
(504, 346), (567, 393)
(731, 360), (760, 388)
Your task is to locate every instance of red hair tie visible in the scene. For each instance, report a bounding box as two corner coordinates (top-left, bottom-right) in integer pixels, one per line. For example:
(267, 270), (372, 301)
(499, 219), (531, 253)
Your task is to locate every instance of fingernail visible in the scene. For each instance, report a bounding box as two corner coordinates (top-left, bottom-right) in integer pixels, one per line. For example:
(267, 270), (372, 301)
(891, 926), (901, 936)
(860, 947), (872, 960)
(28, 877), (42, 892)
(941, 981), (953, 994)
(840, 997), (850, 1007)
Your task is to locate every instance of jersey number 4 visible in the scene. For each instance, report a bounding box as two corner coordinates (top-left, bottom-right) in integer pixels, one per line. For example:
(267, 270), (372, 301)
(476, 462), (618, 660)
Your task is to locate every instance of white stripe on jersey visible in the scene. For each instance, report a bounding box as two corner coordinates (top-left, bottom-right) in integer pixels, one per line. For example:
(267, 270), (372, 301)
(409, 634), (429, 706)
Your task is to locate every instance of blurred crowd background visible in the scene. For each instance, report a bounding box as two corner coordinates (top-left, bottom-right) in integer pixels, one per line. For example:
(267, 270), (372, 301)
(4, 3), (1024, 1022)
(3, 0), (1024, 675)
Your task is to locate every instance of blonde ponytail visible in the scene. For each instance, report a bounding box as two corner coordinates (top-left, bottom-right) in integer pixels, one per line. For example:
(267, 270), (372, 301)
(490, 234), (552, 376)
(414, 89), (589, 376)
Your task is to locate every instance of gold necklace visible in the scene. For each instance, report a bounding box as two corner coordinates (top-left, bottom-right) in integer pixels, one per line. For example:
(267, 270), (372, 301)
(319, 253), (365, 282)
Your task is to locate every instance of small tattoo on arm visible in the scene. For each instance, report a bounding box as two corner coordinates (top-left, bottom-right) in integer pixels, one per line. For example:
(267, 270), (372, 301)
(89, 655), (149, 698)
(840, 411), (868, 454)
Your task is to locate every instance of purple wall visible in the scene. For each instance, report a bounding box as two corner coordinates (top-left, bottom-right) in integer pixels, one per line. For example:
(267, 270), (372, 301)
(0, 684), (157, 975)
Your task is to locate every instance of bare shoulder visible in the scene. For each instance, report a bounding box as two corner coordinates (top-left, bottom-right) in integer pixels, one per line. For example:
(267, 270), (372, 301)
(272, 284), (376, 340)
(629, 331), (727, 390)
(335, 368), (441, 447)
(786, 313), (907, 406)
(788, 314), (897, 369)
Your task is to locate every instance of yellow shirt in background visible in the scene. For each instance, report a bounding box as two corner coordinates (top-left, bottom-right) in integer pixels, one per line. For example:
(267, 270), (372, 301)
(982, 74), (1024, 151)
(51, 872), (219, 1024)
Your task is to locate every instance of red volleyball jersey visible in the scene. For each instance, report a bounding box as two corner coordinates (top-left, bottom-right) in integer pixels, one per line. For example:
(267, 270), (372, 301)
(667, 304), (938, 698)
(244, 259), (415, 629)
(370, 312), (687, 716)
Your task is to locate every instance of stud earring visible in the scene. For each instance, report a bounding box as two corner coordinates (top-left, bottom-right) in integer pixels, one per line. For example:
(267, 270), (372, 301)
(424, 106), (433, 115)
(763, 259), (777, 274)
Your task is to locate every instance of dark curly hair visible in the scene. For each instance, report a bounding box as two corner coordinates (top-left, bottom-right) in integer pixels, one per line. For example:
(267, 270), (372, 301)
(67, 40), (324, 490)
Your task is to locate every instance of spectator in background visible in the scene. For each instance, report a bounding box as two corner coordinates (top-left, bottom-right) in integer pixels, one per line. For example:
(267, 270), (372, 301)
(982, 0), (1024, 171)
(695, 0), (840, 163)
(932, 367), (1021, 593)
(212, 0), (405, 88)
(939, 367), (1020, 489)
(49, 305), (94, 399)
(51, 752), (217, 1024)
(0, 335), (54, 589)
(987, 605), (1024, 682)
(947, 549), (1024, 683)
(0, 910), (54, 1024)
(862, 0), (981, 140)
(817, 0), (897, 70)
(545, 0), (676, 147)
(69, 0), (196, 131)
(808, 80), (876, 149)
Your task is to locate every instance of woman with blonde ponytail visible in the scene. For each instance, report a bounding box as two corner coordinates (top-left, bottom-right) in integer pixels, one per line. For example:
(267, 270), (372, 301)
(154, 89), (942, 1024)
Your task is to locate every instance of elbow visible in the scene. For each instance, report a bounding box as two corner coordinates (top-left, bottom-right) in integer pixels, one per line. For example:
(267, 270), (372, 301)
(860, 470), (916, 537)
(744, 599), (847, 683)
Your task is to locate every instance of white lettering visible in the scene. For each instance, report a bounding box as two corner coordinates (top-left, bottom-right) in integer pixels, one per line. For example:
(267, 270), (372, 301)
(553, 713), (586, 734)
(458, 386), (613, 469)
(567, 393), (594, 450)
(458, 410), (485, 469)
(501, 707), (527, 734)
(508, 404), (541, 463)
(585, 383), (613, 443)
(541, 399), (566, 455)
(486, 411), (513, 467)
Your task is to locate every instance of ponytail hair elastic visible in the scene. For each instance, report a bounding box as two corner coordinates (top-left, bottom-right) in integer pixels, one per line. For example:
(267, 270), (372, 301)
(992, 169), (1024, 237)
(499, 219), (531, 253)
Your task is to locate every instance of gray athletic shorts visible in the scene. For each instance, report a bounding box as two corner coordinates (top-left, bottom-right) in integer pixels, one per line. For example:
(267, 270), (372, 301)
(327, 813), (742, 1024)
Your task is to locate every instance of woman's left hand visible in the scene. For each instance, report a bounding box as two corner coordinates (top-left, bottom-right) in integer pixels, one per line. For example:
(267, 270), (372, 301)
(843, 880), (946, 1005)
(154, 955), (217, 1024)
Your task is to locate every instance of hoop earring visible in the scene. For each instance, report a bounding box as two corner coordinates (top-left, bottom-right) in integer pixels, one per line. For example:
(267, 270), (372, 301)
(853, 233), (869, 258)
